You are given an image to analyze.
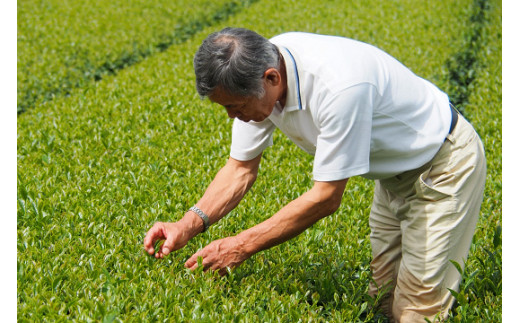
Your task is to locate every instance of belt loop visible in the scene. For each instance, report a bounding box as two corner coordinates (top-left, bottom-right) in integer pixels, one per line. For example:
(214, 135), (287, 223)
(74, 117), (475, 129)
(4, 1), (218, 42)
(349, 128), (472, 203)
(446, 132), (456, 144)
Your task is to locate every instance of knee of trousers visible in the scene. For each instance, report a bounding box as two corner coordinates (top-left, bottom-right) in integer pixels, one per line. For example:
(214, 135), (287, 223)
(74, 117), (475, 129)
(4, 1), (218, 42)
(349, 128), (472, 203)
(391, 263), (456, 322)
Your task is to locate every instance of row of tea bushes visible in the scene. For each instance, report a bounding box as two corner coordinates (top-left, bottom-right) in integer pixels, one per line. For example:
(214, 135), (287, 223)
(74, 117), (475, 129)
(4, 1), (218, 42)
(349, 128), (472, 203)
(17, 0), (257, 113)
(446, 0), (502, 321)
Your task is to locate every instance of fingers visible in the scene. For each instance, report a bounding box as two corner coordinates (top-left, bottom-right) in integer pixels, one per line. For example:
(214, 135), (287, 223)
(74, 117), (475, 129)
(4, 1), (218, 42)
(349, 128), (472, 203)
(185, 248), (212, 272)
(185, 255), (230, 277)
(143, 222), (165, 255)
(184, 240), (236, 276)
(160, 231), (176, 257)
(144, 221), (192, 259)
(184, 252), (200, 270)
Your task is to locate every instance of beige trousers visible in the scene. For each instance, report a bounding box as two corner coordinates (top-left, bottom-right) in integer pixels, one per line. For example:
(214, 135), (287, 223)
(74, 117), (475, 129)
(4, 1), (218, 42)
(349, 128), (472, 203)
(368, 115), (486, 322)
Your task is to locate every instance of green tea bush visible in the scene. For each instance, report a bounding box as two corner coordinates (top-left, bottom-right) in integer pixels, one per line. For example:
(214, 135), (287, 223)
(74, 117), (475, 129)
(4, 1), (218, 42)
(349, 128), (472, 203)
(17, 0), (257, 113)
(443, 0), (493, 115)
(445, 0), (502, 321)
(17, 0), (501, 321)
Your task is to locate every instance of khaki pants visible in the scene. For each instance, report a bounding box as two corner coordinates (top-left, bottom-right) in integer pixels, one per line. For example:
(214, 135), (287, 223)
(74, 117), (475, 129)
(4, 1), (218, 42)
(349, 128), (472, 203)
(368, 115), (486, 322)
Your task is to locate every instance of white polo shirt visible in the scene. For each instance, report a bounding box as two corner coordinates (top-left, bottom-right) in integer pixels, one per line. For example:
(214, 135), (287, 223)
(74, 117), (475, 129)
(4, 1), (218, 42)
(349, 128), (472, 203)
(230, 32), (451, 181)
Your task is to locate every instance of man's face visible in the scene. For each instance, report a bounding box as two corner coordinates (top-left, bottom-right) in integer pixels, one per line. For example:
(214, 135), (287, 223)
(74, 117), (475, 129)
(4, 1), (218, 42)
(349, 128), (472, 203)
(207, 68), (285, 123)
(208, 86), (276, 123)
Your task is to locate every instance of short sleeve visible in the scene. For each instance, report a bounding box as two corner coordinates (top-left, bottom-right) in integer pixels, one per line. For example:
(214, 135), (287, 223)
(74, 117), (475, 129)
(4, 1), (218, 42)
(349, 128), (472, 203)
(312, 83), (376, 181)
(230, 118), (276, 161)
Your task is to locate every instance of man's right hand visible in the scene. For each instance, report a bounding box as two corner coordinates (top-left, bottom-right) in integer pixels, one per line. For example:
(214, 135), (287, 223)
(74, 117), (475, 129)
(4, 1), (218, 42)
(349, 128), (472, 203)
(143, 214), (203, 258)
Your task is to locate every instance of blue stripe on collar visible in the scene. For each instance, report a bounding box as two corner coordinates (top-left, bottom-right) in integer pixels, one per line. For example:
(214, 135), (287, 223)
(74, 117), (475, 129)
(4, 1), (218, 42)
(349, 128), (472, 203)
(283, 48), (303, 110)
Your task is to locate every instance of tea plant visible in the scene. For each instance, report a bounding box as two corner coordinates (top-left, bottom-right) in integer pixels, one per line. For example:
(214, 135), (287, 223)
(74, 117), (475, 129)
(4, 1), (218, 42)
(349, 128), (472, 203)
(445, 0), (502, 321)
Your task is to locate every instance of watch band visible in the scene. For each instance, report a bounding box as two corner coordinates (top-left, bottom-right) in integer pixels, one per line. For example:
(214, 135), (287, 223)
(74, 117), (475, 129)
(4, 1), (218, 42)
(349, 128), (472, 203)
(189, 206), (210, 232)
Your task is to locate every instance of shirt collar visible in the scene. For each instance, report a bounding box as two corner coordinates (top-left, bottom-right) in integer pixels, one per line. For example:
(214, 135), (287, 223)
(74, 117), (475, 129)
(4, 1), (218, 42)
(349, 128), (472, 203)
(278, 46), (305, 112)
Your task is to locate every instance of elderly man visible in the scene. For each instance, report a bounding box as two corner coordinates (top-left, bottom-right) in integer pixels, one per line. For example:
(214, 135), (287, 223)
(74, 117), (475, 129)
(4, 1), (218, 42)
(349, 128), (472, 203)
(143, 27), (486, 322)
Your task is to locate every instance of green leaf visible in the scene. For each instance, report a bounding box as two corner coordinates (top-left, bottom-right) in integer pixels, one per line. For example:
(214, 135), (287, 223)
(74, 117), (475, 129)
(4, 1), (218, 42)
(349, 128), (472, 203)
(103, 311), (118, 323)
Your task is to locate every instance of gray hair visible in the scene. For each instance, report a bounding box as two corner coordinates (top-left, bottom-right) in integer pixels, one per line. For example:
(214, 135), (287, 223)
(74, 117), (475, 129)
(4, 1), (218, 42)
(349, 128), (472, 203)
(193, 27), (280, 98)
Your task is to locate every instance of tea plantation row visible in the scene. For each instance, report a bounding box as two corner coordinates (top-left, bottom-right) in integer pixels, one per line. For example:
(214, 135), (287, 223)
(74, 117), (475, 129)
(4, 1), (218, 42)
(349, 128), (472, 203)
(17, 0), (258, 114)
(446, 1), (502, 321)
(17, 0), (501, 321)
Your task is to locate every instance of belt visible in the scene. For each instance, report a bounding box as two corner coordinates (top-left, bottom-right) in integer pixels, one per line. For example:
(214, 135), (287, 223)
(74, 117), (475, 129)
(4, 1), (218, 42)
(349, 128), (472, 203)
(449, 103), (459, 134)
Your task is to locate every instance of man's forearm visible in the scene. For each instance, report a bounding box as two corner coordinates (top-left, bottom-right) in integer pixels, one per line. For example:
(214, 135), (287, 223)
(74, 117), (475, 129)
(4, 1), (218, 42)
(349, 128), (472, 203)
(236, 179), (348, 257)
(183, 156), (261, 234)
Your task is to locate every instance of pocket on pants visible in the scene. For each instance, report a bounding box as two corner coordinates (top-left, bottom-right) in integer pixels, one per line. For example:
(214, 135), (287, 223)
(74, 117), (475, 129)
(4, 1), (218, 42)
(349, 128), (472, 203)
(415, 166), (453, 203)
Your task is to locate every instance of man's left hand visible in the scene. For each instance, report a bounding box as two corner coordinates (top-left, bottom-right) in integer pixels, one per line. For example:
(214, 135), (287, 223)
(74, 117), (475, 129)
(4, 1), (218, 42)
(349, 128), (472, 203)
(184, 236), (250, 276)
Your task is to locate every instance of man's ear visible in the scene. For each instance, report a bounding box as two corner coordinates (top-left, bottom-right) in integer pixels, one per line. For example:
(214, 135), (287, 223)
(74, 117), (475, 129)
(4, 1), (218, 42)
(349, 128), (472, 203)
(263, 68), (281, 86)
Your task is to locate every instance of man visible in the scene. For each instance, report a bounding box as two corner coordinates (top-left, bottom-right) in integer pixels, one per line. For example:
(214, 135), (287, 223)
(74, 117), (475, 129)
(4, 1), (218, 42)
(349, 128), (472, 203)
(143, 27), (486, 322)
